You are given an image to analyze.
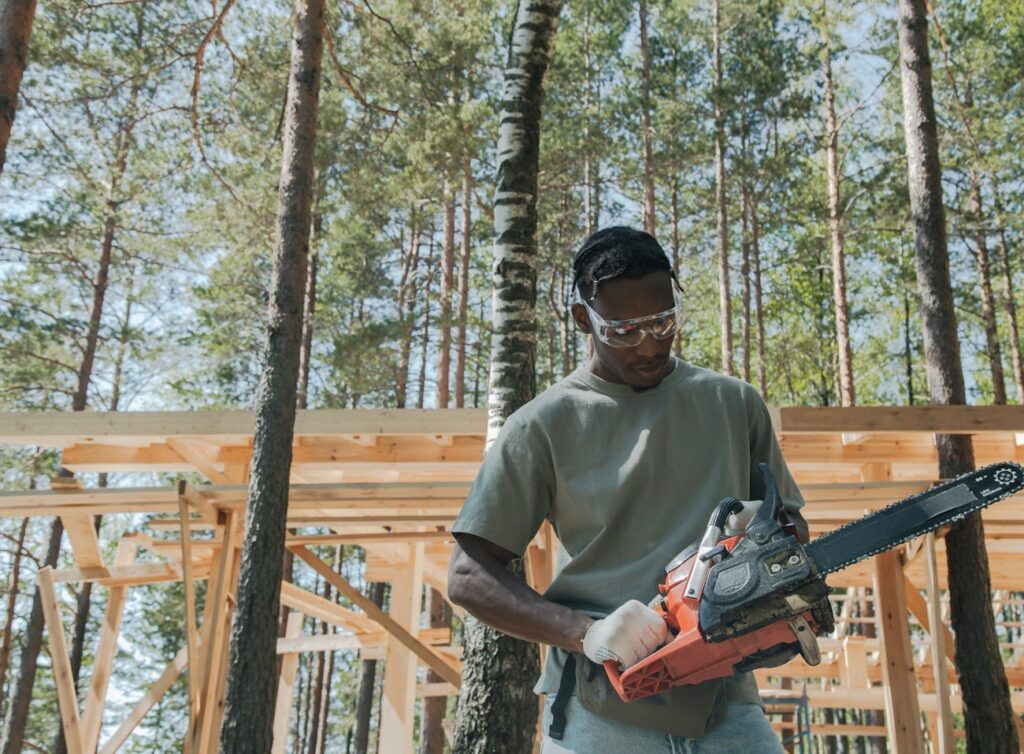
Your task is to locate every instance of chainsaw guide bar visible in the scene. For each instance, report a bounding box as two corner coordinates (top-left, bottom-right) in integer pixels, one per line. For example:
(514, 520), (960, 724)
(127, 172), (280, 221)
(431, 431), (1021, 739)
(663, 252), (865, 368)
(805, 461), (1024, 575)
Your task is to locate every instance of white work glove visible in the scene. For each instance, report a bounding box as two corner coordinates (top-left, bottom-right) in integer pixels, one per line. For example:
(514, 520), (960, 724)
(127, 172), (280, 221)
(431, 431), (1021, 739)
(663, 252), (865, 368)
(582, 600), (671, 668)
(724, 499), (762, 536)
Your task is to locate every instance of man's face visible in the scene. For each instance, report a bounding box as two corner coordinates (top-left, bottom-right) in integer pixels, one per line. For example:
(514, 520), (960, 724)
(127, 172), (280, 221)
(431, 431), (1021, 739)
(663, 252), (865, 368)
(571, 270), (677, 389)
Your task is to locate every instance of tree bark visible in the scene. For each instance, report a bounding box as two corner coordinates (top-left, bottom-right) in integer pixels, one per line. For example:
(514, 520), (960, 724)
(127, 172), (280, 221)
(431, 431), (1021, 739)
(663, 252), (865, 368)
(452, 1), (560, 751)
(437, 176), (457, 408)
(992, 189), (1024, 401)
(455, 158), (473, 408)
(897, 1), (1019, 750)
(218, 0), (324, 749)
(1, 515), (62, 754)
(419, 588), (450, 754)
(967, 169), (1005, 404)
(751, 193), (767, 396)
(352, 582), (385, 754)
(740, 186), (751, 383)
(0, 0), (37, 176)
(824, 45), (855, 407)
(639, 0), (655, 234)
(396, 214), (421, 408)
(305, 578), (331, 754)
(0, 515), (28, 716)
(712, 0), (732, 376)
(297, 191), (321, 411)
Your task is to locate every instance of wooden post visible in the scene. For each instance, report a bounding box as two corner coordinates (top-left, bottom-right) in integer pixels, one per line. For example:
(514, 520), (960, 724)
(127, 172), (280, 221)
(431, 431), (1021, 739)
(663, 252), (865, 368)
(179, 489), (201, 745)
(81, 539), (137, 753)
(38, 567), (85, 754)
(872, 550), (925, 754)
(378, 542), (424, 754)
(272, 611), (304, 754)
(925, 533), (954, 753)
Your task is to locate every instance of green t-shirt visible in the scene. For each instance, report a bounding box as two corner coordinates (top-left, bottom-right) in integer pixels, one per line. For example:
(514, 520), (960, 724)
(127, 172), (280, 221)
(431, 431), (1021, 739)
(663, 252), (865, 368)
(451, 358), (805, 707)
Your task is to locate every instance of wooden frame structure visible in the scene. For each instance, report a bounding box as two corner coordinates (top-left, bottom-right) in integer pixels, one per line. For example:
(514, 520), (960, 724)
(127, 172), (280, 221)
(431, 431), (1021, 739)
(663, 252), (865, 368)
(4, 406), (1024, 753)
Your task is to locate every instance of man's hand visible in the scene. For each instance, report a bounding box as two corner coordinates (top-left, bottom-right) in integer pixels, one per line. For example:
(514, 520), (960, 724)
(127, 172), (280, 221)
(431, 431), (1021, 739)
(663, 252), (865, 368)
(582, 600), (671, 668)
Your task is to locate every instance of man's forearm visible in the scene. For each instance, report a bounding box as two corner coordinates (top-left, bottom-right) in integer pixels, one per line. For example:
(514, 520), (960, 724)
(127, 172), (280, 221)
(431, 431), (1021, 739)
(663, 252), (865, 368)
(449, 538), (594, 654)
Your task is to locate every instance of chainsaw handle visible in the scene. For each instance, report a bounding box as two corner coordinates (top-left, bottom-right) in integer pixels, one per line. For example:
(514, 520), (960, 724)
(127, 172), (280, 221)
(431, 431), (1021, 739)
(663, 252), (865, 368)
(603, 659), (627, 699)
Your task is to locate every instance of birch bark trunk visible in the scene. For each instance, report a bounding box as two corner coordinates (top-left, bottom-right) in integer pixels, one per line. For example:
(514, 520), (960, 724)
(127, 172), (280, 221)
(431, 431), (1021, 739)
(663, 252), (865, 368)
(452, 1), (561, 750)
(219, 0), (324, 748)
(897, 1), (1019, 749)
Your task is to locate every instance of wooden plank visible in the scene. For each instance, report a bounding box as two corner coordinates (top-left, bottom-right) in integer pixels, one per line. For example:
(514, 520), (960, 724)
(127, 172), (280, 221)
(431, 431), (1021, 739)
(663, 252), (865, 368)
(61, 513), (104, 568)
(38, 567), (85, 754)
(98, 647), (188, 754)
(276, 627), (451, 654)
(839, 636), (868, 689)
(925, 533), (954, 754)
(778, 405), (1024, 434)
(872, 551), (925, 754)
(0, 407), (488, 444)
(179, 493), (201, 733)
(378, 542), (424, 754)
(902, 573), (955, 663)
(286, 531), (453, 546)
(51, 561), (210, 587)
(279, 581), (380, 634)
(82, 540), (137, 754)
(290, 546), (460, 688)
(272, 612), (304, 754)
(167, 438), (229, 483)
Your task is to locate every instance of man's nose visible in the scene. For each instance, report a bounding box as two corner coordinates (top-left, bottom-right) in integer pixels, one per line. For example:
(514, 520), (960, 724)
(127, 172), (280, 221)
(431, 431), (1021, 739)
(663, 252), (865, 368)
(634, 330), (661, 357)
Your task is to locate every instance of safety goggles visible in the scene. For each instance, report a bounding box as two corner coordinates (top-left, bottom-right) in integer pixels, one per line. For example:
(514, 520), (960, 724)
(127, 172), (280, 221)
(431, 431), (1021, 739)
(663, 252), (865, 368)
(577, 292), (684, 348)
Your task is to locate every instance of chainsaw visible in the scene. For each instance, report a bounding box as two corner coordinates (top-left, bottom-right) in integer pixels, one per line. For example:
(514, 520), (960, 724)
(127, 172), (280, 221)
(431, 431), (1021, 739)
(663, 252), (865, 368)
(604, 461), (1024, 702)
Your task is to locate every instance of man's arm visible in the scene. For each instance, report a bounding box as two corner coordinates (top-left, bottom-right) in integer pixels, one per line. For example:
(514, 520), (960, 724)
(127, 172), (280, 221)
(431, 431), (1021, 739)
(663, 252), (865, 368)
(448, 533), (594, 653)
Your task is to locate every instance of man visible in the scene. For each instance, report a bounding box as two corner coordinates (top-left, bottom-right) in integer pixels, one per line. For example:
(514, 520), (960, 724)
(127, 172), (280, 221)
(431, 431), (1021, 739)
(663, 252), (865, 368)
(448, 227), (808, 752)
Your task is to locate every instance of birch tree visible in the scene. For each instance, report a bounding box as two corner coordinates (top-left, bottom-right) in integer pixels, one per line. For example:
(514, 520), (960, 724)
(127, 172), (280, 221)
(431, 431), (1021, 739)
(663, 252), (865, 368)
(897, 1), (1019, 750)
(452, 0), (561, 750)
(218, 0), (324, 749)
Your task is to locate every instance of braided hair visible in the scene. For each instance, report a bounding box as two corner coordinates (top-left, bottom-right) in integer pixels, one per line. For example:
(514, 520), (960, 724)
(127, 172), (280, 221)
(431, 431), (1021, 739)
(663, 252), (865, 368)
(571, 226), (674, 301)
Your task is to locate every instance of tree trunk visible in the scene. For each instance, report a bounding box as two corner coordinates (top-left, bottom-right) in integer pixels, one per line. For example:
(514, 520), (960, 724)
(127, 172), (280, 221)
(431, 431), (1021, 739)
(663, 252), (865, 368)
(712, 0), (732, 376)
(437, 176), (457, 408)
(824, 45), (855, 407)
(671, 178), (682, 358)
(305, 579), (331, 754)
(455, 158), (473, 408)
(992, 189), (1024, 401)
(0, 514), (29, 715)
(897, 1), (1019, 750)
(352, 582), (385, 754)
(297, 192), (321, 411)
(218, 0), (324, 749)
(396, 215), (421, 408)
(904, 289), (915, 405)
(418, 239), (435, 410)
(751, 193), (767, 395)
(452, 0), (560, 751)
(967, 169), (1005, 404)
(1, 516), (62, 754)
(740, 186), (751, 383)
(639, 0), (655, 234)
(0, 0), (37, 176)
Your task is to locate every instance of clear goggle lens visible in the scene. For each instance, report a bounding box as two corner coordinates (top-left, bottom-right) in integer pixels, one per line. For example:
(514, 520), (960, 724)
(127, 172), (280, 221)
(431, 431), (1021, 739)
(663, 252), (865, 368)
(581, 298), (684, 348)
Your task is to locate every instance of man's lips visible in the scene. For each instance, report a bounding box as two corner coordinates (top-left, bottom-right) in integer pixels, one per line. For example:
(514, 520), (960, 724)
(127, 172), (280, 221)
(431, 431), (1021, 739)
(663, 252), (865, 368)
(631, 360), (668, 375)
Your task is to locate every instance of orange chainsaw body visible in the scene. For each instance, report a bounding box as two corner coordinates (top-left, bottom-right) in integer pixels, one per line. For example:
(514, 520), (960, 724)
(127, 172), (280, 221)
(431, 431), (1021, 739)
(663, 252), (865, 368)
(604, 527), (827, 702)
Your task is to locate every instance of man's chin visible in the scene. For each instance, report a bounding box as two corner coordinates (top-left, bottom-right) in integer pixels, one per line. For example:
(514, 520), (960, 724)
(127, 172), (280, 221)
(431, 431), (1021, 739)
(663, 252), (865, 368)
(626, 361), (670, 389)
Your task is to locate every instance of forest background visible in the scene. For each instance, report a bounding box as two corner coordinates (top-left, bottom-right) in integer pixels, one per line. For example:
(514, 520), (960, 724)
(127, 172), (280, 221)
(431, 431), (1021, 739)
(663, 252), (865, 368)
(0, 0), (1021, 751)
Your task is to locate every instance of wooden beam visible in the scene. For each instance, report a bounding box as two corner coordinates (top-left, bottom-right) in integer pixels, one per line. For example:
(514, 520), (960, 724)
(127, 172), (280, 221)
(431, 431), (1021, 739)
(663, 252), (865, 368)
(872, 551), (925, 754)
(272, 612), (303, 754)
(902, 573), (955, 663)
(179, 494), (201, 733)
(50, 561), (210, 587)
(924, 533), (954, 754)
(286, 531), (452, 546)
(276, 627), (451, 654)
(290, 546), (460, 687)
(82, 540), (137, 754)
(98, 647), (188, 754)
(378, 543), (424, 754)
(38, 567), (85, 754)
(61, 513), (103, 569)
(778, 405), (1024, 434)
(279, 580), (379, 634)
(167, 438), (229, 484)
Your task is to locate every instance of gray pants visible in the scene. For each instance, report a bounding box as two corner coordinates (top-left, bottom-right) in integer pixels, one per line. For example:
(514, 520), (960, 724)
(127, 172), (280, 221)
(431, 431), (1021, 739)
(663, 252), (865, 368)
(540, 695), (785, 754)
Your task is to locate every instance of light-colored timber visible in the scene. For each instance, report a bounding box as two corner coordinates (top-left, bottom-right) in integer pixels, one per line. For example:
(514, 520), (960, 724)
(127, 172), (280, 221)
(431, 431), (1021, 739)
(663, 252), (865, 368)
(4, 405), (1024, 752)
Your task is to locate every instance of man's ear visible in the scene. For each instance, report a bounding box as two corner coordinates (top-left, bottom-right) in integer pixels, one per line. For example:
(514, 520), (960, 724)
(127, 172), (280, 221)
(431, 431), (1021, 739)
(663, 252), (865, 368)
(570, 303), (591, 334)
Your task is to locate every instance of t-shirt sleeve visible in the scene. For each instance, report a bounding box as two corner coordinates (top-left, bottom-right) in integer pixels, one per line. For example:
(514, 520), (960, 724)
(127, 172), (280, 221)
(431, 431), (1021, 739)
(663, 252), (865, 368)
(450, 414), (553, 557)
(746, 389), (805, 512)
